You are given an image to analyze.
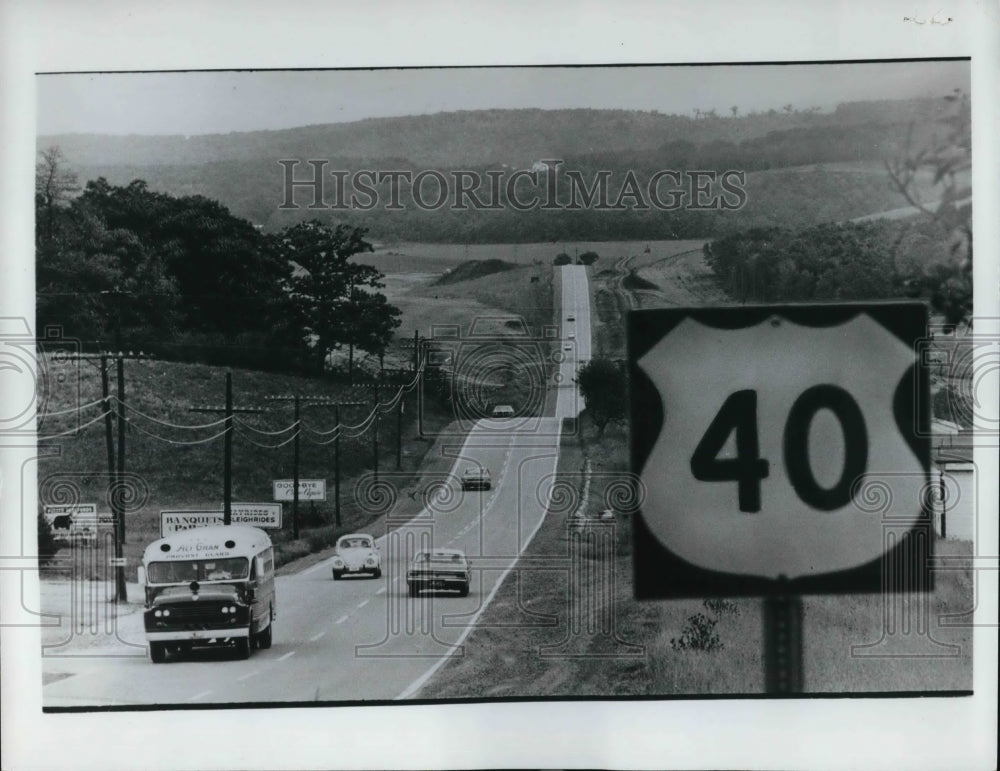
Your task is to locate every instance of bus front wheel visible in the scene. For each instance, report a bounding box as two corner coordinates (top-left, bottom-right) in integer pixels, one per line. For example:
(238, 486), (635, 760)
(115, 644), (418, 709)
(257, 619), (273, 649)
(149, 642), (167, 664)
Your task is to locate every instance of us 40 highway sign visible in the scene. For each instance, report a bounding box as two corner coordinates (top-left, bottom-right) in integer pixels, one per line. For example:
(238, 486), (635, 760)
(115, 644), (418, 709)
(629, 303), (933, 598)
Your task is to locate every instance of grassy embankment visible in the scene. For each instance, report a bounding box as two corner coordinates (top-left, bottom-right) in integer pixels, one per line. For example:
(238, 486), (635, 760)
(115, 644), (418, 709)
(419, 413), (974, 697)
(36, 355), (459, 579)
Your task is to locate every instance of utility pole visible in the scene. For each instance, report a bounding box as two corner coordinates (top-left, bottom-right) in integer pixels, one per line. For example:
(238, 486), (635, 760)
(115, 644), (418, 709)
(334, 403), (341, 527)
(373, 410), (380, 483)
(64, 350), (153, 603)
(190, 375), (267, 525)
(265, 395), (356, 534)
(292, 395), (300, 537)
(100, 355), (115, 494)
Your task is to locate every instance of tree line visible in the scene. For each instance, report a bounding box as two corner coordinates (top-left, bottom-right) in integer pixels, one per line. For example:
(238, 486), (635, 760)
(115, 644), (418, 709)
(36, 150), (401, 373)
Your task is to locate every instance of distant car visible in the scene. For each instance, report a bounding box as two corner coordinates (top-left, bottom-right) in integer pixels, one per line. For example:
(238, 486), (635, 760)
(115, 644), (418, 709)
(460, 467), (492, 491)
(568, 332), (576, 339)
(407, 549), (471, 597)
(491, 404), (515, 419)
(563, 344), (573, 351)
(567, 314), (575, 321)
(331, 533), (381, 580)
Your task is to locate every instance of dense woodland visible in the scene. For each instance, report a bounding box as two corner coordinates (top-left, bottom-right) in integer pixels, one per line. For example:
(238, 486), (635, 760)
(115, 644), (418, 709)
(35, 168), (401, 371)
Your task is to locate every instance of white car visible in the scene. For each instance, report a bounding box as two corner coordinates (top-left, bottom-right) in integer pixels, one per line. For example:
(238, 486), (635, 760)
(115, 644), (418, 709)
(491, 404), (515, 418)
(331, 533), (381, 579)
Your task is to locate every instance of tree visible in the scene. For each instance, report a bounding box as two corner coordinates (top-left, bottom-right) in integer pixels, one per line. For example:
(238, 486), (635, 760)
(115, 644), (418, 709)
(553, 253), (572, 266)
(578, 251), (599, 266)
(35, 146), (79, 242)
(75, 178), (291, 339)
(576, 358), (627, 435)
(271, 221), (400, 374)
(886, 90), (972, 325)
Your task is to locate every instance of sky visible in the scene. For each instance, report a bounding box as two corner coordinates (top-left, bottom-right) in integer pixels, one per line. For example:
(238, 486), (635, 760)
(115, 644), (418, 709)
(36, 60), (969, 137)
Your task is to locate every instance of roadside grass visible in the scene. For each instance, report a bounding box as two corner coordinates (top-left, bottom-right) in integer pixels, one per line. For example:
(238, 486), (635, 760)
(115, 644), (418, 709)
(419, 412), (973, 698)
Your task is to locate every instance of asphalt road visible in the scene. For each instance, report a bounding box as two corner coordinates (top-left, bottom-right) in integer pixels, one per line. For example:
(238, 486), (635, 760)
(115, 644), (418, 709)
(555, 265), (592, 419)
(42, 265), (592, 707)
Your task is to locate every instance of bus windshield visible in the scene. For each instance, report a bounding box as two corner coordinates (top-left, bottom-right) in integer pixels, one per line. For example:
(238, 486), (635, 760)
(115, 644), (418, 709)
(146, 557), (249, 584)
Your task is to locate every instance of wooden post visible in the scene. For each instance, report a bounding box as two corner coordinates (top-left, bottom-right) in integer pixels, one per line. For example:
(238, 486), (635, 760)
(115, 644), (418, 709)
(396, 399), (403, 470)
(113, 356), (127, 602)
(334, 403), (341, 527)
(292, 394), (300, 539)
(223, 373), (233, 525)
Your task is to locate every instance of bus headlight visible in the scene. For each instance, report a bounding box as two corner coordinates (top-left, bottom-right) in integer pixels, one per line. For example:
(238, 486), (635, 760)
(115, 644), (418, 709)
(162, 609), (170, 617)
(154, 609), (162, 617)
(221, 606), (229, 614)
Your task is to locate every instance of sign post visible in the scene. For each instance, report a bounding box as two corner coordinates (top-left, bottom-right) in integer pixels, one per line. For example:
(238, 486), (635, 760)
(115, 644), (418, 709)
(629, 304), (932, 693)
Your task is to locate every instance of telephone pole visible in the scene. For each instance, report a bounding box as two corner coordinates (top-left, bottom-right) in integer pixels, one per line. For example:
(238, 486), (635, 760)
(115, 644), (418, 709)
(265, 395), (359, 535)
(63, 350), (153, 603)
(190, 374), (267, 525)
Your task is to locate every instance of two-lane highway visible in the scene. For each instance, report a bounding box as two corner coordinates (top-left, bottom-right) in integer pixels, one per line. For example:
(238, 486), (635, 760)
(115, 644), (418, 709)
(43, 265), (592, 706)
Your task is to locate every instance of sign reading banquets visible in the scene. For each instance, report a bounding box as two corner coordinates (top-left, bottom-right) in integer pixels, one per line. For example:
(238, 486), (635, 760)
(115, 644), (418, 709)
(629, 303), (932, 598)
(160, 503), (282, 536)
(272, 479), (326, 501)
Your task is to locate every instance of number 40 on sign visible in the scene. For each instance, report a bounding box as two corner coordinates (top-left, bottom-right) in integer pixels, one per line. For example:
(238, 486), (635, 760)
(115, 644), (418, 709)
(629, 303), (932, 599)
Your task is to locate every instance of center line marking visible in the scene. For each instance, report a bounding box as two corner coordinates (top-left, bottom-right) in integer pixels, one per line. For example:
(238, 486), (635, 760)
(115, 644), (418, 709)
(357, 599), (370, 608)
(237, 670), (259, 682)
(188, 690), (212, 701)
(336, 614), (349, 624)
(309, 631), (325, 642)
(277, 651), (296, 661)
(376, 587), (386, 595)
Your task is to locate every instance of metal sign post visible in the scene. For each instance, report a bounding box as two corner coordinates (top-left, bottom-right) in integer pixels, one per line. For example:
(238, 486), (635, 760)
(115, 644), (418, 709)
(763, 579), (804, 693)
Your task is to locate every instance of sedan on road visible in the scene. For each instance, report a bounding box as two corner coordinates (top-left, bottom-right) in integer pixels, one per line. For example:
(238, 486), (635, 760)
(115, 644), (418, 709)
(460, 467), (492, 491)
(407, 549), (472, 597)
(331, 533), (382, 580)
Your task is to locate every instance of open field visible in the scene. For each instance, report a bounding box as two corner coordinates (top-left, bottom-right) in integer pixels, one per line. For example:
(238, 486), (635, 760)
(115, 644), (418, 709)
(362, 240), (701, 272)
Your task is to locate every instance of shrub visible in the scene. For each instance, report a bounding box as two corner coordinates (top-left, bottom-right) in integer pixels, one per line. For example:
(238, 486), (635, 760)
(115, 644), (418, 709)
(37, 513), (59, 567)
(670, 612), (723, 651)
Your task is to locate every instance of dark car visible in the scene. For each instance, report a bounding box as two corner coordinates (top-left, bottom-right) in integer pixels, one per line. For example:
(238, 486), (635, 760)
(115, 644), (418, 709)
(406, 549), (471, 597)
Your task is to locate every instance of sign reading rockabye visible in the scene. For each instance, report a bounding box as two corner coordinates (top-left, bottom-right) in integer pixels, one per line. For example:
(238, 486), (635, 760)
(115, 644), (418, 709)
(628, 303), (933, 598)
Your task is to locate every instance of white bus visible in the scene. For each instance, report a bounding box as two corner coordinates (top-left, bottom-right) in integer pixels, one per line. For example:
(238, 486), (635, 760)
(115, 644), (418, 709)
(138, 525), (276, 663)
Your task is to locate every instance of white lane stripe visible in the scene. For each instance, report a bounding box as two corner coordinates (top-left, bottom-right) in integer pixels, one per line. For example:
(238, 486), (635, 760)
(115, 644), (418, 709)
(188, 690), (213, 701)
(357, 599), (370, 608)
(376, 587), (386, 595)
(336, 614), (349, 624)
(277, 651), (295, 661)
(309, 631), (325, 642)
(236, 670), (259, 682)
(396, 425), (563, 701)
